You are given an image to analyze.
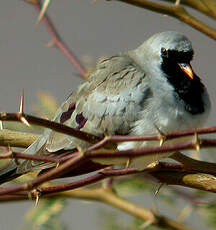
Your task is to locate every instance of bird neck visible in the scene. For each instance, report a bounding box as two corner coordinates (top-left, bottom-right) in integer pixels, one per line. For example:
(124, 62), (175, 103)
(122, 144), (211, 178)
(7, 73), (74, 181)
(161, 60), (206, 115)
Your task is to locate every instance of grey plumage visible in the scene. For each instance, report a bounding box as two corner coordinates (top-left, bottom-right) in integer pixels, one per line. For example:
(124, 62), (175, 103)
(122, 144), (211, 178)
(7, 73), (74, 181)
(4, 31), (211, 177)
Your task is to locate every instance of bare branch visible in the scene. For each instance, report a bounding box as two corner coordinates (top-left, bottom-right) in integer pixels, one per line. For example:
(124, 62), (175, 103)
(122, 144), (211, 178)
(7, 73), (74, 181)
(161, 0), (216, 20)
(151, 171), (216, 193)
(171, 151), (216, 174)
(0, 112), (100, 144)
(85, 138), (216, 160)
(0, 153), (85, 196)
(0, 187), (194, 230)
(26, 0), (87, 78)
(116, 0), (216, 40)
(0, 150), (59, 163)
(0, 130), (38, 148)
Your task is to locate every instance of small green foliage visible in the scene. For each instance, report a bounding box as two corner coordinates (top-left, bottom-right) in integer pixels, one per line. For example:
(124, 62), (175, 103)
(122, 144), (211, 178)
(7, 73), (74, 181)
(201, 200), (216, 229)
(102, 211), (123, 230)
(114, 176), (176, 206)
(101, 210), (163, 230)
(114, 176), (154, 196)
(23, 198), (68, 230)
(33, 91), (58, 119)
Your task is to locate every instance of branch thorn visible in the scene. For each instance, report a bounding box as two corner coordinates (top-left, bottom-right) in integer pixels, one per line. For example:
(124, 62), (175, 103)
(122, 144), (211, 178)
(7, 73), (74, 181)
(34, 191), (40, 207)
(194, 132), (200, 152)
(175, 0), (180, 6)
(36, 0), (51, 25)
(139, 219), (154, 229)
(45, 40), (56, 48)
(18, 90), (31, 127)
(154, 125), (166, 146)
(154, 183), (164, 196)
(76, 146), (86, 157)
(125, 158), (131, 168)
(20, 116), (31, 127)
(30, 189), (41, 206)
(19, 90), (24, 114)
(0, 121), (3, 130)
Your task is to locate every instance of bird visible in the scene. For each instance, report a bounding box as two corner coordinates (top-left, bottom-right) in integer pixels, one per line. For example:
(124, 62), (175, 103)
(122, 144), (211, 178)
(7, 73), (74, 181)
(0, 31), (211, 183)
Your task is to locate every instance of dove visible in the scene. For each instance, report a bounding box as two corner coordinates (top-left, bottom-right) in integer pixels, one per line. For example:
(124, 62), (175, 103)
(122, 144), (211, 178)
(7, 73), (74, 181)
(0, 31), (210, 183)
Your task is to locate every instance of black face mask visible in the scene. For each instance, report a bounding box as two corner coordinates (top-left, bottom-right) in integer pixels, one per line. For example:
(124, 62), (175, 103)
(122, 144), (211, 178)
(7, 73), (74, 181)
(160, 48), (205, 115)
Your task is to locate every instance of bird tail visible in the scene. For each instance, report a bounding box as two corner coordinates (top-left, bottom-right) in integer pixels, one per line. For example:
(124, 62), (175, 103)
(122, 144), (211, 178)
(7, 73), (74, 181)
(0, 134), (48, 184)
(0, 161), (19, 184)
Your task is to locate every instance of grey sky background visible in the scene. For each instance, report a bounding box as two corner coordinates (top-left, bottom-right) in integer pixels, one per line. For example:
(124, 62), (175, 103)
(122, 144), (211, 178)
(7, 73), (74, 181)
(0, 1), (215, 230)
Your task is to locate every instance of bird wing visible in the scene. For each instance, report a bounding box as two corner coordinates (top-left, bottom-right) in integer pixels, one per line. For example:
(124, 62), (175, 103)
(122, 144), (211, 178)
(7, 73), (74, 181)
(17, 55), (149, 173)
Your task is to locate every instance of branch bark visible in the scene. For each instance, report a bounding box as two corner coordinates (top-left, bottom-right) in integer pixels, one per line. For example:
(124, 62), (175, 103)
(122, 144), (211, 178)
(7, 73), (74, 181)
(161, 0), (216, 20)
(27, 0), (87, 77)
(0, 187), (195, 230)
(151, 171), (216, 192)
(0, 130), (38, 148)
(116, 0), (216, 40)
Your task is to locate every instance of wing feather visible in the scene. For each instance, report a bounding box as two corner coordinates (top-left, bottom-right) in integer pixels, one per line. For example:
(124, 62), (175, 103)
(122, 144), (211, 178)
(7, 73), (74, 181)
(17, 54), (149, 173)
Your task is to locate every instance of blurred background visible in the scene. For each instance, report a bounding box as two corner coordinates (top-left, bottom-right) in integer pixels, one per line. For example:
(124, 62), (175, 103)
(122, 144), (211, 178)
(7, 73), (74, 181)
(0, 1), (215, 230)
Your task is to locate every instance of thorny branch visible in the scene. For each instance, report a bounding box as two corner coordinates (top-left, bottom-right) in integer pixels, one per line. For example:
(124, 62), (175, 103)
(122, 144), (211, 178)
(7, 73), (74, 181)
(26, 0), (87, 78)
(0, 130), (38, 148)
(2, 1), (216, 229)
(0, 112), (100, 144)
(0, 187), (195, 230)
(1, 111), (216, 194)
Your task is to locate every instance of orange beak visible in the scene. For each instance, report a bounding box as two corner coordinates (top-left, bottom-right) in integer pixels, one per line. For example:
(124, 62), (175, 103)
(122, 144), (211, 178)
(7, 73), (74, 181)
(178, 63), (194, 79)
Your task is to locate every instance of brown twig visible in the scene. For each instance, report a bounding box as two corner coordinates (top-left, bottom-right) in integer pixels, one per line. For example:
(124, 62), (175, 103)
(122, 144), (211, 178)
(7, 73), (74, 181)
(1, 159), (216, 198)
(2, 114), (216, 194)
(85, 138), (216, 160)
(0, 187), (194, 230)
(116, 0), (216, 40)
(0, 153), (85, 196)
(2, 112), (216, 148)
(0, 130), (38, 148)
(151, 171), (216, 193)
(0, 112), (100, 144)
(26, 0), (87, 78)
(171, 151), (216, 174)
(80, 125), (216, 152)
(0, 150), (59, 163)
(161, 0), (216, 20)
(39, 165), (216, 194)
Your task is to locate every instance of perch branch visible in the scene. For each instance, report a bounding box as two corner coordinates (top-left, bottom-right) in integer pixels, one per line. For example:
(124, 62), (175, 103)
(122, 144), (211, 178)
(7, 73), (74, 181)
(151, 171), (216, 193)
(0, 150), (59, 163)
(0, 187), (194, 230)
(0, 153), (85, 196)
(2, 111), (216, 147)
(0, 112), (100, 144)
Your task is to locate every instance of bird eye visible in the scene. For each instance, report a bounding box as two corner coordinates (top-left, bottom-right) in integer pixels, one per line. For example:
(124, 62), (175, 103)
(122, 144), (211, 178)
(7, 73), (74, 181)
(161, 47), (167, 56)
